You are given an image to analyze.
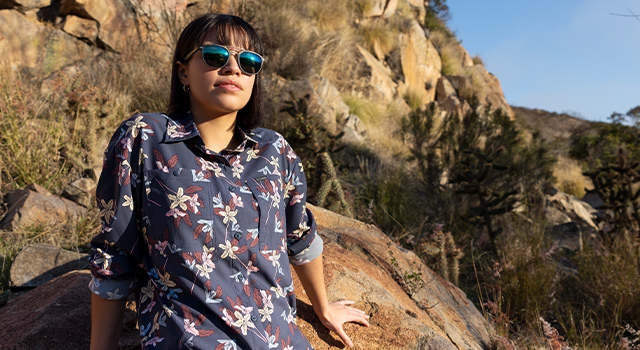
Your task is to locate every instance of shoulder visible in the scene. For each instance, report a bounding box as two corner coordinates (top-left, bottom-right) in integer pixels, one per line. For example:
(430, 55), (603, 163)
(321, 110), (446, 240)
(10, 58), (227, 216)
(247, 127), (289, 148)
(110, 113), (171, 143)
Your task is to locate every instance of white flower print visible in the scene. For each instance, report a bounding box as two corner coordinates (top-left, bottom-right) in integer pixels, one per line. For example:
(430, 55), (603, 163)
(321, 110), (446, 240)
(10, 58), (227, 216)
(231, 310), (255, 335)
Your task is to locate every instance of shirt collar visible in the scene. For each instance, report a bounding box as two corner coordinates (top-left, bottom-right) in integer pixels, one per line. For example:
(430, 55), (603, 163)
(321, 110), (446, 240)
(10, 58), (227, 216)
(161, 112), (261, 150)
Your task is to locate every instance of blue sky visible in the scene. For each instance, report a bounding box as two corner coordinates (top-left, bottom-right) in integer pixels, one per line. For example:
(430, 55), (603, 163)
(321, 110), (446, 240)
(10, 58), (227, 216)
(446, 1), (640, 122)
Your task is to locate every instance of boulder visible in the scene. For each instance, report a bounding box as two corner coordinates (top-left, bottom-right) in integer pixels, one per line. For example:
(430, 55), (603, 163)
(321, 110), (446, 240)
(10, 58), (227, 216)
(582, 191), (605, 210)
(309, 75), (351, 122)
(0, 9), (94, 72)
(62, 14), (98, 42)
(9, 244), (89, 287)
(403, 0), (426, 22)
(382, 0), (398, 18)
(0, 206), (491, 349)
(356, 44), (397, 104)
(270, 76), (344, 135)
(0, 270), (139, 350)
(436, 76), (466, 116)
(545, 187), (599, 231)
(298, 204), (491, 349)
(399, 19), (441, 105)
(8, 0), (48, 9)
(341, 114), (366, 144)
(62, 177), (96, 208)
(0, 183), (88, 231)
(549, 222), (586, 254)
(55, 0), (136, 51)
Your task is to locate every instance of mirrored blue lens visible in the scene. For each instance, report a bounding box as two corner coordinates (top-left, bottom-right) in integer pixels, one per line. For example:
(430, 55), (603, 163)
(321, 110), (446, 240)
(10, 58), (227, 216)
(238, 52), (263, 74)
(201, 46), (229, 68)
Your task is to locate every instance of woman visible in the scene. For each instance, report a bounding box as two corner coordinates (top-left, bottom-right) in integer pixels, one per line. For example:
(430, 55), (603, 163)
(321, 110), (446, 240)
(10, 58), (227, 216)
(89, 13), (369, 350)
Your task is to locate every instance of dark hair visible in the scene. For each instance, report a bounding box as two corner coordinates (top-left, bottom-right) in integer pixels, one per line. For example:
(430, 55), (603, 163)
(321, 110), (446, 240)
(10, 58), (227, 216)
(167, 14), (265, 131)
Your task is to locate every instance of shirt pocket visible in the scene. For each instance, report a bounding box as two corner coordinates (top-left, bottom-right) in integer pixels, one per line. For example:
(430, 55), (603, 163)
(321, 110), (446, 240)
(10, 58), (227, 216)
(245, 174), (286, 250)
(143, 168), (214, 254)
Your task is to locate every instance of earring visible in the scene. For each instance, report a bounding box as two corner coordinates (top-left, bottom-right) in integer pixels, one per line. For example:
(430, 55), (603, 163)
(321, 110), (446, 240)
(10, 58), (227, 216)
(183, 84), (190, 92)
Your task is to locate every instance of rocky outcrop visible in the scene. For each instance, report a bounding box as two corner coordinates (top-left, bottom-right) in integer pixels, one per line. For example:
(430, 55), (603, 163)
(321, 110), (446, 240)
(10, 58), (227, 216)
(61, 177), (96, 208)
(399, 20), (442, 105)
(0, 9), (94, 71)
(0, 205), (491, 350)
(0, 183), (88, 231)
(0, 270), (139, 350)
(269, 75), (350, 136)
(9, 244), (88, 287)
(357, 45), (397, 104)
(301, 204), (491, 349)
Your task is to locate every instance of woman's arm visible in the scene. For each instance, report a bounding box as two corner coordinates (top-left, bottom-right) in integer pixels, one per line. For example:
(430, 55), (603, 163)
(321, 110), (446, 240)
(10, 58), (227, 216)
(292, 254), (369, 348)
(90, 294), (127, 350)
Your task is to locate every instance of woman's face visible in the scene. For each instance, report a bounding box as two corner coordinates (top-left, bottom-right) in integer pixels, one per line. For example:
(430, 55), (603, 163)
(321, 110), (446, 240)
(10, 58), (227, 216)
(178, 30), (256, 120)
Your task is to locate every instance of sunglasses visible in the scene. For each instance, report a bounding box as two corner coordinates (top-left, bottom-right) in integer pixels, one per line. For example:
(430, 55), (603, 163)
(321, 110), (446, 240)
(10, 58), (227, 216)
(183, 44), (264, 75)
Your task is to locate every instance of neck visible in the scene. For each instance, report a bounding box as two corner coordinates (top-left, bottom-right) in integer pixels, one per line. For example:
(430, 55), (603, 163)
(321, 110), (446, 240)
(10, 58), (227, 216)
(191, 109), (240, 153)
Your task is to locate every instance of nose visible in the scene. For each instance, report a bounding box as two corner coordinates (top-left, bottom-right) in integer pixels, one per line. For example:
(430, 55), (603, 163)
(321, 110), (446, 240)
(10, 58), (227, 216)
(220, 53), (242, 75)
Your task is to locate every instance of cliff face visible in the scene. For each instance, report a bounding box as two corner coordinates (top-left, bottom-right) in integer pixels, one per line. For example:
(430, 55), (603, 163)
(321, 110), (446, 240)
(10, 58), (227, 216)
(0, 0), (512, 125)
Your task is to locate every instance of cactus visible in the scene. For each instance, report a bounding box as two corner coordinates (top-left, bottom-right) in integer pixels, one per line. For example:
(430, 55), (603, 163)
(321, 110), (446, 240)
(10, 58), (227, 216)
(280, 93), (353, 217)
(314, 152), (353, 217)
(584, 148), (640, 244)
(421, 229), (463, 285)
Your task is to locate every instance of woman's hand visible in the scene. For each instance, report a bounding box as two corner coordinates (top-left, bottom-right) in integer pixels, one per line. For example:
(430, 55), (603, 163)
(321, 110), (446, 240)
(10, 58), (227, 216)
(318, 300), (370, 348)
(318, 300), (369, 348)
(292, 254), (370, 348)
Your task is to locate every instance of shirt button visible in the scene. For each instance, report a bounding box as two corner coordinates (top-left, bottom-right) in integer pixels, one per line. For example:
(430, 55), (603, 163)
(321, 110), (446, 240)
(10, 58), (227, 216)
(251, 315), (258, 322)
(229, 186), (236, 192)
(233, 232), (242, 240)
(173, 169), (181, 176)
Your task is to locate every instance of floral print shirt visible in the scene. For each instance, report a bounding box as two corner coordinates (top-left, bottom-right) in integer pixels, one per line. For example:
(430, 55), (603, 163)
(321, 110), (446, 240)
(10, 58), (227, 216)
(88, 113), (322, 349)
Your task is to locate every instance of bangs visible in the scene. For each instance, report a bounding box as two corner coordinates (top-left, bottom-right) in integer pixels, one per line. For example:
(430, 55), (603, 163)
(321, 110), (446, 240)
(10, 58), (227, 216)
(198, 16), (264, 55)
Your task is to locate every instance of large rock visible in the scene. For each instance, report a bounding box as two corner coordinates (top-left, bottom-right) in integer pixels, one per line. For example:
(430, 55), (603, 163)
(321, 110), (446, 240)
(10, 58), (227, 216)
(0, 9), (94, 71)
(448, 66), (514, 119)
(61, 0), (136, 51)
(62, 14), (99, 42)
(9, 244), (89, 287)
(298, 204), (491, 349)
(436, 76), (467, 116)
(357, 44), (397, 104)
(0, 183), (88, 231)
(0, 206), (491, 349)
(545, 187), (599, 231)
(7, 0), (48, 9)
(0, 270), (139, 350)
(341, 114), (366, 144)
(62, 177), (96, 208)
(270, 75), (347, 135)
(399, 20), (441, 105)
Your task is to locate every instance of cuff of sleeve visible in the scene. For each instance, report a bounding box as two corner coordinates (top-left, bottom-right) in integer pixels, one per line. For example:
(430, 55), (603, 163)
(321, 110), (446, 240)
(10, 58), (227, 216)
(289, 235), (323, 265)
(88, 276), (136, 300)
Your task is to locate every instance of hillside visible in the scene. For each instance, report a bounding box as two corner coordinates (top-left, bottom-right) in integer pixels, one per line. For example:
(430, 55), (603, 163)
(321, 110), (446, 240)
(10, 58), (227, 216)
(1, 1), (640, 348)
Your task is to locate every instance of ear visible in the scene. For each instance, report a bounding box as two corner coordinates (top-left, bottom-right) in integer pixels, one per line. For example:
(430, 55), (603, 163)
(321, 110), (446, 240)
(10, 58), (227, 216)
(177, 61), (189, 86)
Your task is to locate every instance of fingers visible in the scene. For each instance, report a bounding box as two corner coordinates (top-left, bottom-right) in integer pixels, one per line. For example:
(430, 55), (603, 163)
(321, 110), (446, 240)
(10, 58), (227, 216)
(335, 325), (354, 348)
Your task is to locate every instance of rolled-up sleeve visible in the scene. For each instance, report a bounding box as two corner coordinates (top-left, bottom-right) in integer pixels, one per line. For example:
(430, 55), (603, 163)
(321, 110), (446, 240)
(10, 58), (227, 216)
(88, 118), (144, 300)
(283, 142), (322, 265)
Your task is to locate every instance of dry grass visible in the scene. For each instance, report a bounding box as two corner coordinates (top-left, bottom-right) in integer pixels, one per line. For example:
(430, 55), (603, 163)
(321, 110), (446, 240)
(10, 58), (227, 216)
(429, 30), (463, 76)
(308, 0), (355, 31)
(0, 32), (173, 292)
(358, 18), (398, 58)
(553, 155), (591, 198)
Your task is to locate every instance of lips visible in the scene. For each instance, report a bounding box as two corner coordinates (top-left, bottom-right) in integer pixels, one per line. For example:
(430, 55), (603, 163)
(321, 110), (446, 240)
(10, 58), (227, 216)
(215, 79), (242, 90)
